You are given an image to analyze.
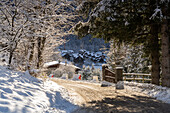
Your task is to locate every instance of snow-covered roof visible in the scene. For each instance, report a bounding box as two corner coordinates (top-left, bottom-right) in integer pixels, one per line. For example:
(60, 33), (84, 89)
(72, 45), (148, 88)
(68, 50), (74, 53)
(61, 52), (67, 57)
(79, 49), (86, 53)
(91, 52), (95, 56)
(69, 64), (81, 70)
(44, 61), (65, 67)
(61, 50), (68, 53)
(85, 51), (90, 55)
(79, 54), (84, 58)
(73, 53), (79, 59)
(44, 61), (80, 70)
(96, 52), (102, 55)
(95, 54), (101, 58)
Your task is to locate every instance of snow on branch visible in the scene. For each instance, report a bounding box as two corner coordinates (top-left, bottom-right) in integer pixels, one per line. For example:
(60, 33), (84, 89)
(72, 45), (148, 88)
(150, 6), (163, 20)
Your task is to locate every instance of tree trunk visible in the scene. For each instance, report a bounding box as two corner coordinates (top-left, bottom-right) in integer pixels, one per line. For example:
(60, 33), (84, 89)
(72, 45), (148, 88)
(150, 24), (160, 85)
(37, 37), (41, 69)
(29, 38), (35, 62)
(37, 37), (46, 69)
(8, 50), (14, 65)
(161, 18), (170, 87)
(27, 37), (35, 70)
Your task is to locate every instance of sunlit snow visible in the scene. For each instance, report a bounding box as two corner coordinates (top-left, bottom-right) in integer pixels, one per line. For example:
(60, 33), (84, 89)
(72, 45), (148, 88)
(0, 66), (78, 113)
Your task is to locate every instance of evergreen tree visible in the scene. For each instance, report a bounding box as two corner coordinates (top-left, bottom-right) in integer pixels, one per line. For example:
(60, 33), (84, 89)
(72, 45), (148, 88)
(74, 0), (170, 86)
(160, 0), (170, 87)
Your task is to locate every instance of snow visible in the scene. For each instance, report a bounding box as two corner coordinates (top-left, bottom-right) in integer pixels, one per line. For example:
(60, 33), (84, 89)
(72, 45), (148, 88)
(1, 64), (169, 113)
(72, 74), (81, 80)
(150, 6), (163, 19)
(91, 52), (95, 57)
(68, 50), (74, 53)
(95, 52), (102, 56)
(61, 52), (67, 57)
(72, 53), (78, 59)
(79, 54), (83, 59)
(61, 50), (68, 53)
(86, 51), (90, 55)
(0, 66), (78, 113)
(123, 81), (170, 104)
(44, 61), (59, 67)
(107, 17), (116, 21)
(101, 80), (170, 104)
(99, 6), (105, 12)
(68, 65), (81, 70)
(125, 21), (129, 26)
(44, 61), (65, 67)
(115, 67), (123, 69)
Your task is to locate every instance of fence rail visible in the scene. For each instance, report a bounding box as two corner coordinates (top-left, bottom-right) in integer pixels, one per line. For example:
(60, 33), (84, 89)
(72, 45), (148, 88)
(123, 73), (151, 83)
(102, 64), (151, 83)
(103, 68), (116, 83)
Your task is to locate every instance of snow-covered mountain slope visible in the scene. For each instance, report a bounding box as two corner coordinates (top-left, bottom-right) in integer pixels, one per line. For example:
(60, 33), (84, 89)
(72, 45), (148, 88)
(0, 66), (78, 113)
(59, 34), (110, 53)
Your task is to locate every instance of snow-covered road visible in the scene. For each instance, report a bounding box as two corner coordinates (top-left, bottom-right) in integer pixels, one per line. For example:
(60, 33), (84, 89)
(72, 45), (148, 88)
(53, 78), (170, 113)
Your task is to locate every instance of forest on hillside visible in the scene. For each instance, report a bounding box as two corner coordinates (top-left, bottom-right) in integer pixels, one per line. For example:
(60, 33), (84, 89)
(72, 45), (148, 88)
(59, 34), (110, 52)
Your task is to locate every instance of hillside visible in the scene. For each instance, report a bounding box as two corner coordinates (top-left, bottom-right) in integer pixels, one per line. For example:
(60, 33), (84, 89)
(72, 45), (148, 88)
(59, 34), (110, 52)
(58, 34), (110, 67)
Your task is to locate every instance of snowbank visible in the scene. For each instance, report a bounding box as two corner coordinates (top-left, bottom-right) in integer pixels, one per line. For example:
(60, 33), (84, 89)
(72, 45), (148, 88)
(101, 80), (170, 104)
(0, 66), (78, 113)
(124, 81), (170, 104)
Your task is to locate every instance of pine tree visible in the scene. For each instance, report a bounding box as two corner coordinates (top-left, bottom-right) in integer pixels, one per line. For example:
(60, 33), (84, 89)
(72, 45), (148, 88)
(160, 1), (170, 87)
(74, 0), (166, 85)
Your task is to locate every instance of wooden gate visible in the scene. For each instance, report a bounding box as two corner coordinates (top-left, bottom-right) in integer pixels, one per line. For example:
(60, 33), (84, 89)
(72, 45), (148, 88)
(102, 64), (123, 83)
(104, 68), (116, 83)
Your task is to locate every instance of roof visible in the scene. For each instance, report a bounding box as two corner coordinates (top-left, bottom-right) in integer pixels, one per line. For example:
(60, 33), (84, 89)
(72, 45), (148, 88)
(43, 61), (81, 70)
(44, 61), (65, 68)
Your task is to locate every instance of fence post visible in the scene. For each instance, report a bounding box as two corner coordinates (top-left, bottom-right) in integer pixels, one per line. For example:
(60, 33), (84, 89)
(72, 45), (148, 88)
(115, 67), (123, 82)
(102, 64), (108, 81)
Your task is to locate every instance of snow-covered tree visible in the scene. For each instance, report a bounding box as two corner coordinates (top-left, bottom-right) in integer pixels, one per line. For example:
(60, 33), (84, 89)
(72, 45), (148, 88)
(0, 0), (82, 70)
(106, 41), (150, 73)
(0, 0), (30, 65)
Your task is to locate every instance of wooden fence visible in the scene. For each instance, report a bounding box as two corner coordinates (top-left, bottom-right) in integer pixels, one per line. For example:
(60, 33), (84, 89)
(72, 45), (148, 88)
(102, 64), (151, 83)
(123, 73), (151, 83)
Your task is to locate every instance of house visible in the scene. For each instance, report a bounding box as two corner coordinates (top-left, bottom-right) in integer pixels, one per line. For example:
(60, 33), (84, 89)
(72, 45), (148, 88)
(43, 61), (81, 78)
(73, 54), (84, 63)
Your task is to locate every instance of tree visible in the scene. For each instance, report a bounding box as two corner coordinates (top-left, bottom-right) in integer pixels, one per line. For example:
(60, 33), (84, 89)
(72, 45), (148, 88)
(0, 0), (81, 70)
(30, 0), (81, 69)
(74, 0), (170, 86)
(107, 41), (151, 73)
(160, 1), (170, 87)
(0, 0), (29, 65)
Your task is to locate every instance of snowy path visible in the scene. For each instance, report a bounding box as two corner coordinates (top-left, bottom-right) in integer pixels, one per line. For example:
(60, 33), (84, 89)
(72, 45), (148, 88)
(53, 78), (170, 113)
